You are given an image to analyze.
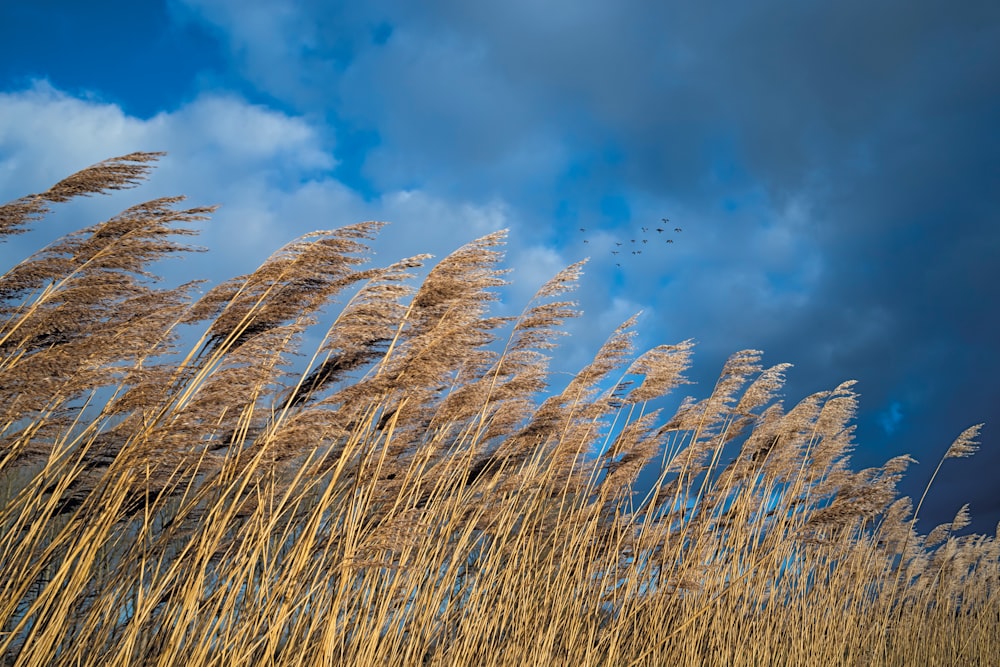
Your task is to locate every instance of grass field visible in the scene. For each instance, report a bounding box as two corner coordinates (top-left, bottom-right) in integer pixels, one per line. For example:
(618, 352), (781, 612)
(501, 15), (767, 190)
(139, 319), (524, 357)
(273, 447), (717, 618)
(1, 154), (996, 666)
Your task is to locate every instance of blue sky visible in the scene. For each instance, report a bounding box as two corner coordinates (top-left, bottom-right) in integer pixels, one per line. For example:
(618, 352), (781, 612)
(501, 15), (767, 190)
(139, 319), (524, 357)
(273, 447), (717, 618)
(1, 0), (997, 531)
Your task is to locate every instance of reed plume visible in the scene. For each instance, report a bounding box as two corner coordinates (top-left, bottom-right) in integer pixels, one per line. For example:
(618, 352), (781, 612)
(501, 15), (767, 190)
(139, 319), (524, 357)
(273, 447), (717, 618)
(0, 155), (995, 666)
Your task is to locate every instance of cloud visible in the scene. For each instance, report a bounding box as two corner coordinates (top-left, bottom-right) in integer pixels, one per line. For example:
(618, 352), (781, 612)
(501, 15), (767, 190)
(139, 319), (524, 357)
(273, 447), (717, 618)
(0, 81), (592, 331)
(0, 81), (148, 194)
(0, 80), (688, 414)
(0, 82), (335, 269)
(9, 0), (1000, 529)
(0, 83), (677, 445)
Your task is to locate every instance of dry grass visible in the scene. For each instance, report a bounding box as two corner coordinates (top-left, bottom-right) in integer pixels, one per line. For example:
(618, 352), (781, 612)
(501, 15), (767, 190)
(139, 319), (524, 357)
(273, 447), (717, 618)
(1, 154), (996, 666)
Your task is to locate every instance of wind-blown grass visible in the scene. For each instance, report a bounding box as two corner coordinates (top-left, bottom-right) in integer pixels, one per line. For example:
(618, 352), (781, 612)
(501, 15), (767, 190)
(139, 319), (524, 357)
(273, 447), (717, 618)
(1, 154), (996, 666)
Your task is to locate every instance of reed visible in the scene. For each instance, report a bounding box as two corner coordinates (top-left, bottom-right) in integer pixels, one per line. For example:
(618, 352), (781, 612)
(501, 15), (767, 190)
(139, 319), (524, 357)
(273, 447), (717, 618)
(1, 154), (996, 666)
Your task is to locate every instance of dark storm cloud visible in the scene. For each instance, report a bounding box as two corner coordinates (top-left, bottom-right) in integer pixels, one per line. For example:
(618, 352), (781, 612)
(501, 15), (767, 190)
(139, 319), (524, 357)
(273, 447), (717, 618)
(175, 0), (1000, 529)
(628, 1), (1000, 529)
(411, 0), (1000, 528)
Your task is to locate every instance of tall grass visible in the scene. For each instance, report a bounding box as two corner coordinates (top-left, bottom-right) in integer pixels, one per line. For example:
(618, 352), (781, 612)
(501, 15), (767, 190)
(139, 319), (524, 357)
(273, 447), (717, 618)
(1, 154), (996, 666)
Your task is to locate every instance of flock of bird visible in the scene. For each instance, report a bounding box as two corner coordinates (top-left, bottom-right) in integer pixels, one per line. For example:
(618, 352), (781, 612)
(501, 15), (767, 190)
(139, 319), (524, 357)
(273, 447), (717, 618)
(579, 218), (681, 268)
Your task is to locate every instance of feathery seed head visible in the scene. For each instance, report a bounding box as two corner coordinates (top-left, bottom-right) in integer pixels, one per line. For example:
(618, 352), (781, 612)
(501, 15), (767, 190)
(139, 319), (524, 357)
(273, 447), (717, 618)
(945, 423), (983, 459)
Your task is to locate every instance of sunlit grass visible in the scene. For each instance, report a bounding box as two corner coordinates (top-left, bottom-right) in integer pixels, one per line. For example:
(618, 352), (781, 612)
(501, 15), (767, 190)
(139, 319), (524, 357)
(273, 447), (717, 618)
(1, 154), (996, 665)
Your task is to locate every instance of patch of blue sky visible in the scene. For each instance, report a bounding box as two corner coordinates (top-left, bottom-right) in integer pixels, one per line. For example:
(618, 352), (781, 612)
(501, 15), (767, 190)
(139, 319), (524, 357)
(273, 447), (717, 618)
(0, 1), (228, 119)
(598, 193), (631, 226)
(878, 400), (905, 436)
(705, 132), (748, 186)
(551, 139), (631, 227)
(552, 197), (578, 227)
(763, 269), (813, 302)
(370, 21), (393, 46)
(327, 117), (382, 200)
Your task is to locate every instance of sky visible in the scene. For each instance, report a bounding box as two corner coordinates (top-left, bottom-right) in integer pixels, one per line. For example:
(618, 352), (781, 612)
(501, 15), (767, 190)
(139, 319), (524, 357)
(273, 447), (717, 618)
(0, 0), (997, 532)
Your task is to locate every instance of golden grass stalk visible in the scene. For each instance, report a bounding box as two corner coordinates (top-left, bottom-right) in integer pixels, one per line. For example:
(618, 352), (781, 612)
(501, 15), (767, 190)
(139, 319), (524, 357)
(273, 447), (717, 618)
(0, 155), (996, 666)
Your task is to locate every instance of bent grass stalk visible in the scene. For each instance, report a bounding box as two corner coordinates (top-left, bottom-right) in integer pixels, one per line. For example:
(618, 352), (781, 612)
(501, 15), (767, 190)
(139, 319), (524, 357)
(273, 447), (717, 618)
(0, 154), (996, 666)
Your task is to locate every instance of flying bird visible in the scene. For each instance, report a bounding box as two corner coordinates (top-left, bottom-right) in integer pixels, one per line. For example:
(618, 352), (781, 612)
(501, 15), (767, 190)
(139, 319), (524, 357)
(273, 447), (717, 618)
(662, 217), (670, 223)
(674, 227), (682, 233)
(666, 239), (674, 243)
(656, 228), (664, 233)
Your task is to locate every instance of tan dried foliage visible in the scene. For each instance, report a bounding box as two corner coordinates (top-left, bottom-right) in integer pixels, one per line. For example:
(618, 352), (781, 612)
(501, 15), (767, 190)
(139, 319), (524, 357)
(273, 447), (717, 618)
(0, 155), (995, 667)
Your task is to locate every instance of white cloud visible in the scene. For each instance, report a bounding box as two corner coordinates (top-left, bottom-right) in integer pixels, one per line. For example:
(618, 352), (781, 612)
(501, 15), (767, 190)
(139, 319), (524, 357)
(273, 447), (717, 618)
(174, 0), (583, 198)
(0, 81), (637, 383)
(0, 81), (148, 196)
(157, 95), (335, 169)
(0, 81), (535, 297)
(0, 82), (331, 199)
(0, 78), (850, 428)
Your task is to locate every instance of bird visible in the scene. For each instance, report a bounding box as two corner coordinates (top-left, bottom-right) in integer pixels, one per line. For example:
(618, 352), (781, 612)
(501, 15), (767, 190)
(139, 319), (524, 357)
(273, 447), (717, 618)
(662, 217), (670, 223)
(656, 228), (664, 233)
(641, 226), (648, 233)
(642, 239), (648, 244)
(583, 239), (589, 244)
(666, 239), (674, 243)
(580, 228), (586, 232)
(615, 242), (622, 246)
(611, 251), (619, 255)
(674, 227), (682, 233)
